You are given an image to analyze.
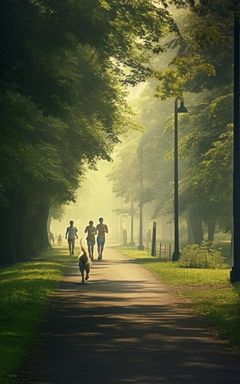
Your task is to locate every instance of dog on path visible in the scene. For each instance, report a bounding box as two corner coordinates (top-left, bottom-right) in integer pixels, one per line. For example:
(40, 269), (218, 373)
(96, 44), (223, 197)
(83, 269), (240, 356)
(78, 239), (91, 284)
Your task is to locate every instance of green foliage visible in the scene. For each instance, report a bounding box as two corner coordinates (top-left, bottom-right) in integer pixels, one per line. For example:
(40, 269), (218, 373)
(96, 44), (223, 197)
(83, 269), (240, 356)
(179, 91), (233, 232)
(109, 1), (234, 240)
(0, 0), (179, 264)
(152, 2), (234, 239)
(0, 0), (236, 264)
(155, 1), (233, 97)
(155, 55), (215, 99)
(178, 243), (225, 269)
(153, 0), (234, 235)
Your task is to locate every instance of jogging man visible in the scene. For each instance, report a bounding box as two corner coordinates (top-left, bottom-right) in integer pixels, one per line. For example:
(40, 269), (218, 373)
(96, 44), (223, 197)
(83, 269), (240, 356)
(96, 217), (108, 260)
(84, 220), (97, 261)
(65, 220), (78, 255)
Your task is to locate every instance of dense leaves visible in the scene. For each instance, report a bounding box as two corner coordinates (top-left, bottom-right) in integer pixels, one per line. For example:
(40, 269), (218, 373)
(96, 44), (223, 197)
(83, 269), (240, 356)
(0, 0), (178, 264)
(110, 0), (234, 246)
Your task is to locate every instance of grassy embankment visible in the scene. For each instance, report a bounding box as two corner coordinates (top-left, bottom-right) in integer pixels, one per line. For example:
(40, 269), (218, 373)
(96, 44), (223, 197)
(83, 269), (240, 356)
(0, 247), (75, 384)
(120, 248), (240, 347)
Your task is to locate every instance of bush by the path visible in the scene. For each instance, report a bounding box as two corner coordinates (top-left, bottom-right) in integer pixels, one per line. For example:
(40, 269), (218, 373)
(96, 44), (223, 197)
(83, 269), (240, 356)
(0, 247), (72, 384)
(178, 243), (225, 269)
(120, 248), (240, 347)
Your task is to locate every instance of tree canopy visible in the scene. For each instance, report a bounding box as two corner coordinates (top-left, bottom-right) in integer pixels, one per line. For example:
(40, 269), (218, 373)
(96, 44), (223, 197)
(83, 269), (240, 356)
(109, 0), (235, 245)
(0, 0), (181, 264)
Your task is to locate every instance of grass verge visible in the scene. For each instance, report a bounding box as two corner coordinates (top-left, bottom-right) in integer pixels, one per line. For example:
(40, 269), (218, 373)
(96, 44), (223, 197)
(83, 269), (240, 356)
(120, 248), (240, 347)
(0, 246), (74, 384)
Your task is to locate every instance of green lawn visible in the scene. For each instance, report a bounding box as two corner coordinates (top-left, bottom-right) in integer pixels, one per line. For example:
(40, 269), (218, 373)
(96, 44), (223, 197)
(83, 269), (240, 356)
(120, 248), (240, 347)
(0, 247), (74, 384)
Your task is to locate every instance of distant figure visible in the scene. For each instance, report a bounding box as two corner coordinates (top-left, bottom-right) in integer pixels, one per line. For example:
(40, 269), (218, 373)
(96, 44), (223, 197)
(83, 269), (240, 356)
(84, 220), (97, 261)
(65, 220), (78, 255)
(78, 239), (91, 284)
(57, 234), (62, 246)
(96, 217), (108, 260)
(50, 232), (55, 244)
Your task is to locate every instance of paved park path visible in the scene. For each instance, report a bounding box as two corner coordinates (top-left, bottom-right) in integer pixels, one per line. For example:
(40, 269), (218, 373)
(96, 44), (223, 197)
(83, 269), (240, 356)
(20, 247), (240, 384)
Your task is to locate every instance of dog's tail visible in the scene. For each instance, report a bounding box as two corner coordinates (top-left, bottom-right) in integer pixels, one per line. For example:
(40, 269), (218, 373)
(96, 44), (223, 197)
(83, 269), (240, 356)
(80, 238), (87, 256)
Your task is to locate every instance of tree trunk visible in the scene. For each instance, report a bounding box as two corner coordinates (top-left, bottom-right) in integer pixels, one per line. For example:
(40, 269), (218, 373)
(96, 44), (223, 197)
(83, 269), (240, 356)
(0, 204), (16, 265)
(32, 203), (51, 251)
(0, 189), (27, 265)
(186, 210), (194, 244)
(47, 215), (51, 238)
(14, 201), (28, 261)
(0, 191), (51, 266)
(207, 219), (216, 242)
(20, 203), (40, 259)
(188, 208), (204, 244)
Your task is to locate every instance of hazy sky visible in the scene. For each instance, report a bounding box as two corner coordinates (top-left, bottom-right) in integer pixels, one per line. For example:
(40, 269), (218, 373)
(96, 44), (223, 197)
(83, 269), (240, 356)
(51, 159), (120, 240)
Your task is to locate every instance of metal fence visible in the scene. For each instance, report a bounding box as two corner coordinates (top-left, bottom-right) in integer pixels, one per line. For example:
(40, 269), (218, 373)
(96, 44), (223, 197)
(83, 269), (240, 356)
(146, 241), (172, 259)
(159, 243), (172, 259)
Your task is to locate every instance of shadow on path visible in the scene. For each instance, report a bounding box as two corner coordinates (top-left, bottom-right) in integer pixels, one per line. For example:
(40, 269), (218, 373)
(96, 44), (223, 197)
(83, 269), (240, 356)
(18, 250), (240, 384)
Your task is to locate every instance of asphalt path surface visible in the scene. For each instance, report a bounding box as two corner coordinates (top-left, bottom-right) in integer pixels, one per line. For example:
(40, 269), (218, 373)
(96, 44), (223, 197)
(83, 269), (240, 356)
(20, 247), (240, 384)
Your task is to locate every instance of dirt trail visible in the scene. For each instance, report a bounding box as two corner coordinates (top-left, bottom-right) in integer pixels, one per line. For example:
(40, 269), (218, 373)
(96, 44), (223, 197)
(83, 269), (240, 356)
(19, 247), (240, 384)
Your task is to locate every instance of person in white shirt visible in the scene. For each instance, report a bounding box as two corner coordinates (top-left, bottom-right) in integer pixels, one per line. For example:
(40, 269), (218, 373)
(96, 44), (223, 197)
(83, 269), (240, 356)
(65, 220), (78, 255)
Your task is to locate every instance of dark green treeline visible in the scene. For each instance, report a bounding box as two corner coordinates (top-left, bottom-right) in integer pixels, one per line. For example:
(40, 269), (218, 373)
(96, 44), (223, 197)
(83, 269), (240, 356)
(0, 0), (185, 265)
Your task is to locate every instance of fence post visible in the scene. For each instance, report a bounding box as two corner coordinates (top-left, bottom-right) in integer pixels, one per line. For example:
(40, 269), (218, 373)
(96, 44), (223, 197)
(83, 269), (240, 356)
(122, 230), (127, 246)
(151, 221), (157, 256)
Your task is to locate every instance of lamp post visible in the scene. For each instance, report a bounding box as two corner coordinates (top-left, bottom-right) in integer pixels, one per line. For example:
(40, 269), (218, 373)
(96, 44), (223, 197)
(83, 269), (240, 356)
(172, 97), (188, 262)
(231, 14), (240, 282)
(138, 144), (145, 250)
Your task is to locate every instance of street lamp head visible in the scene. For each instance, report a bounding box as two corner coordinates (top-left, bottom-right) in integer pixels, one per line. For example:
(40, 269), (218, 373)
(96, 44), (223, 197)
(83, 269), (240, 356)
(177, 100), (188, 113)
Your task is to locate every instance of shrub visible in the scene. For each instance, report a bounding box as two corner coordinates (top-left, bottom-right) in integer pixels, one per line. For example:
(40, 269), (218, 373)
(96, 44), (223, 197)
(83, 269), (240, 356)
(178, 243), (225, 269)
